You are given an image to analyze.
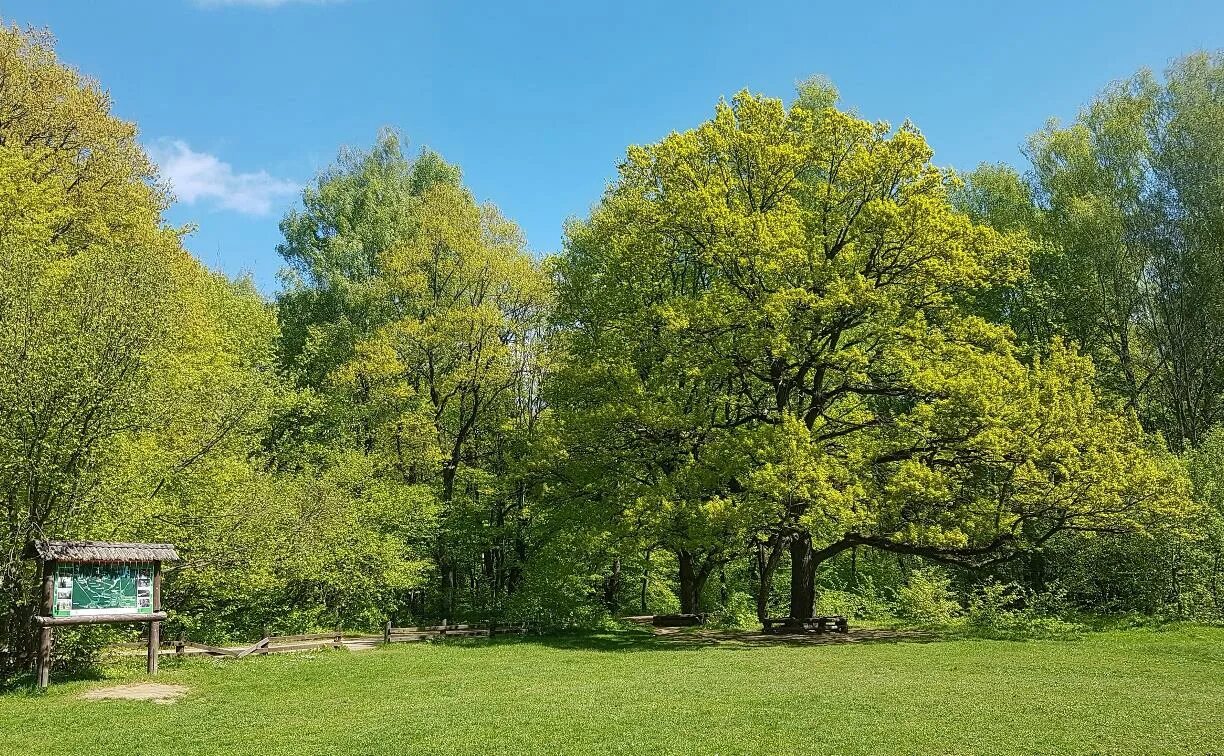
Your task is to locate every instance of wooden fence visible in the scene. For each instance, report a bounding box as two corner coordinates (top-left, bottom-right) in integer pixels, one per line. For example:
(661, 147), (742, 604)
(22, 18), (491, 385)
(165, 629), (362, 658)
(142, 622), (528, 658)
(383, 622), (530, 643)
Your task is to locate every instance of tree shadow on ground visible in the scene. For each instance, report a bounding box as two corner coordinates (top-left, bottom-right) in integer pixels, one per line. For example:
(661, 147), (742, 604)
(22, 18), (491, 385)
(0, 665), (110, 695)
(489, 624), (941, 653)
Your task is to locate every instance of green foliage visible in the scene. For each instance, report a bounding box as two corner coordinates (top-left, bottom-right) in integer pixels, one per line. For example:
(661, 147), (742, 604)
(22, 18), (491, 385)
(276, 130), (551, 623)
(894, 568), (961, 624)
(812, 589), (890, 621)
(963, 581), (1083, 638)
(502, 537), (611, 628)
(0, 23), (241, 673)
(555, 81), (1196, 623)
(709, 591), (759, 628)
(962, 53), (1224, 450)
(47, 625), (130, 678)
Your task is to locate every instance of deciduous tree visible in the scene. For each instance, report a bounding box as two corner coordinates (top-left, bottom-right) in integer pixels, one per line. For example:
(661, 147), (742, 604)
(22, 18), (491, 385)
(557, 82), (1193, 620)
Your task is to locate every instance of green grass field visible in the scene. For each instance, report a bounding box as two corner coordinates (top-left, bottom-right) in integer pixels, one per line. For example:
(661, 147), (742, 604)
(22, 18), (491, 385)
(1, 625), (1221, 755)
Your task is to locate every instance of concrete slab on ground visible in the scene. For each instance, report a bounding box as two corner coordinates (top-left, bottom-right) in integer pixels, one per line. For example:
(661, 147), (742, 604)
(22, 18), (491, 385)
(81, 683), (187, 704)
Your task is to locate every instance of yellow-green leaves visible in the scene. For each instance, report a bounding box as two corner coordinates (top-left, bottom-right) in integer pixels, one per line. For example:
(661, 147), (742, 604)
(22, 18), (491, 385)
(347, 179), (549, 485)
(0, 25), (305, 652)
(274, 132), (552, 622)
(556, 83), (1193, 580)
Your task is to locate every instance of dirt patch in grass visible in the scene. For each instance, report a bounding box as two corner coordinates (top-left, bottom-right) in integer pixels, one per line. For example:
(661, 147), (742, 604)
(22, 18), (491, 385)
(81, 683), (187, 704)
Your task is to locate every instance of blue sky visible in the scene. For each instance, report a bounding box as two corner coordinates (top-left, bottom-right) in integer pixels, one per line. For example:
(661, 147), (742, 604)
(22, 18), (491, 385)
(2, 0), (1221, 293)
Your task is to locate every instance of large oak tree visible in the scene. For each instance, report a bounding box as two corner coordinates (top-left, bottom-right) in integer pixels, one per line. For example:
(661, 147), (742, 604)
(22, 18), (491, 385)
(555, 82), (1193, 620)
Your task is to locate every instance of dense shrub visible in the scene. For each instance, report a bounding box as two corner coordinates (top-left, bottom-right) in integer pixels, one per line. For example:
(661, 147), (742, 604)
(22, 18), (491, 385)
(963, 581), (1084, 638)
(894, 568), (961, 624)
(51, 626), (131, 678)
(814, 586), (891, 621)
(709, 591), (759, 628)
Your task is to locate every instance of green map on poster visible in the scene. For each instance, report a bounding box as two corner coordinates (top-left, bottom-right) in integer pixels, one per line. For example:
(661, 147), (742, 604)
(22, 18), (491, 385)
(54, 563), (153, 616)
(72, 565), (137, 609)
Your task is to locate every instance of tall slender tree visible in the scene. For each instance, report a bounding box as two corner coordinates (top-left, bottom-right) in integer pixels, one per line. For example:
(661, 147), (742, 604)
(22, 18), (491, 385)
(276, 134), (549, 619)
(0, 24), (288, 671)
(962, 52), (1224, 449)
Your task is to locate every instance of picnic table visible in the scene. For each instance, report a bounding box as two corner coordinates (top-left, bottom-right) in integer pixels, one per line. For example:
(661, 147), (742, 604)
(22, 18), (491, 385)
(651, 613), (708, 627)
(761, 615), (849, 634)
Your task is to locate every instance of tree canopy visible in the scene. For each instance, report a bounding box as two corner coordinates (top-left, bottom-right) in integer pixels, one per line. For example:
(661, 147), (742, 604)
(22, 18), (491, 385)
(552, 83), (1194, 618)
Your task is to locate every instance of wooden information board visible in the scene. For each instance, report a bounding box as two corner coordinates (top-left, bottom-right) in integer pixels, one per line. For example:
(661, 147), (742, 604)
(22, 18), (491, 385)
(24, 540), (179, 689)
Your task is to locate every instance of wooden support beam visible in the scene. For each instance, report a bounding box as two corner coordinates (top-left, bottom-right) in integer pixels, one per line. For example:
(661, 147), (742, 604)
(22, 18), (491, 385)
(234, 637), (270, 659)
(34, 611), (168, 627)
(148, 562), (161, 675)
(183, 640), (240, 657)
(263, 640), (345, 653)
(36, 559), (54, 690)
(266, 632), (344, 644)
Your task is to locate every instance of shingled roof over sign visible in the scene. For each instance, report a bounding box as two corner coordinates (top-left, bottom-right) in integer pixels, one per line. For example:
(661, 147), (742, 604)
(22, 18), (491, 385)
(24, 540), (180, 563)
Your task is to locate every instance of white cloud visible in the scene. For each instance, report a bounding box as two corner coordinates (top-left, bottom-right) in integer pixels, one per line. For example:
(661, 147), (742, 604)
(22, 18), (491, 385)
(149, 140), (298, 217)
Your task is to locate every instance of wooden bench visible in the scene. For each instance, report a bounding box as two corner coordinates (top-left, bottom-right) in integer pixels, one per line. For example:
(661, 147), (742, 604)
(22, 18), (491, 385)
(762, 615), (849, 634)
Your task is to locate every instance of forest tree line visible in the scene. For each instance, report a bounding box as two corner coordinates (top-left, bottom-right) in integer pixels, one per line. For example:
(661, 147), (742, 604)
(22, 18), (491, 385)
(1, 25), (1222, 675)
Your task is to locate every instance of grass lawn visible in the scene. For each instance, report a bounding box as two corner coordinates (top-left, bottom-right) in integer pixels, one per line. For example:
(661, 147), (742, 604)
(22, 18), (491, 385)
(1, 624), (1221, 755)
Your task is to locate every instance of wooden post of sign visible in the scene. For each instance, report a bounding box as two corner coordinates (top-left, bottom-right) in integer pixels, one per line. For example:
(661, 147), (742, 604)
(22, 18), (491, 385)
(36, 560), (55, 690)
(147, 562), (162, 675)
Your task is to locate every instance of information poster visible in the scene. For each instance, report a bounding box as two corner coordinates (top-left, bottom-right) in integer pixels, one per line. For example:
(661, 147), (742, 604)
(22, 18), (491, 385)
(53, 562), (153, 617)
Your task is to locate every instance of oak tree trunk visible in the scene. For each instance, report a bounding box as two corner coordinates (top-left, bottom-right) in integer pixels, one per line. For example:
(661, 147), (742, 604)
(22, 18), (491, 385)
(789, 533), (816, 620)
(639, 547), (652, 613)
(677, 549), (710, 615)
(754, 536), (786, 622)
(603, 556), (622, 614)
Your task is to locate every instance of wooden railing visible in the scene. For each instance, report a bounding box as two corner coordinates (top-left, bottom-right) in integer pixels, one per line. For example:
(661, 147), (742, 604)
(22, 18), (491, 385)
(152, 622), (528, 658)
(382, 622), (529, 643)
(167, 628), (367, 658)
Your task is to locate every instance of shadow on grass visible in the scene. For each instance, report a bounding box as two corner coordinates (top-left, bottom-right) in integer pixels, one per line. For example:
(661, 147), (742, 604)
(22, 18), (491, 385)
(485, 624), (943, 653)
(0, 665), (111, 695)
